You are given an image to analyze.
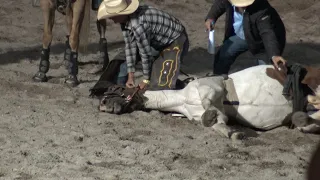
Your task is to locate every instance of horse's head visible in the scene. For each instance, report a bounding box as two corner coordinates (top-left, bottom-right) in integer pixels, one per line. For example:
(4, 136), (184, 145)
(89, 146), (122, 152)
(99, 85), (146, 114)
(291, 77), (320, 134)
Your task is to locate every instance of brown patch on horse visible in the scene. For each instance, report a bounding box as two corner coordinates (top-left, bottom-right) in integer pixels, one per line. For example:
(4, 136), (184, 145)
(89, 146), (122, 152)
(265, 64), (288, 85)
(301, 66), (320, 91)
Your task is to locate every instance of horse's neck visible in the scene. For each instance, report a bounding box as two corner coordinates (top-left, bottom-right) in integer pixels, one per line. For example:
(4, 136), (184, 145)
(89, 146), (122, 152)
(143, 89), (185, 110)
(142, 81), (210, 120)
(143, 77), (225, 113)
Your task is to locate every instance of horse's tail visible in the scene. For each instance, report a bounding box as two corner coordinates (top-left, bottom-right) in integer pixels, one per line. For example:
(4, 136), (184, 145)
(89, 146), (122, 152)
(79, 0), (91, 53)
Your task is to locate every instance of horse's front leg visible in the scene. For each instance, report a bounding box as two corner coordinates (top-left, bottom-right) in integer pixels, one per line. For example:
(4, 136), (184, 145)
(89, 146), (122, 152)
(89, 19), (110, 74)
(292, 111), (320, 134)
(33, 0), (55, 82)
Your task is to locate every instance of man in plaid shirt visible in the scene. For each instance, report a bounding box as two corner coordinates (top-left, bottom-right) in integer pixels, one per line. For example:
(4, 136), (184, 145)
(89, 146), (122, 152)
(97, 0), (189, 90)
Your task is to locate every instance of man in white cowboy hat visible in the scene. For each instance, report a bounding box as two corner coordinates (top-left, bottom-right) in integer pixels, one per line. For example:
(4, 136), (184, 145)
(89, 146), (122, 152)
(205, 0), (287, 75)
(97, 0), (189, 90)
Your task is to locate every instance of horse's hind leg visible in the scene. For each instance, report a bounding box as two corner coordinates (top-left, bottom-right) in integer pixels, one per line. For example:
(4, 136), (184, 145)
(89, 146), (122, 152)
(89, 19), (110, 74)
(64, 0), (87, 86)
(64, 4), (72, 69)
(212, 123), (245, 140)
(202, 107), (245, 140)
(33, 0), (55, 82)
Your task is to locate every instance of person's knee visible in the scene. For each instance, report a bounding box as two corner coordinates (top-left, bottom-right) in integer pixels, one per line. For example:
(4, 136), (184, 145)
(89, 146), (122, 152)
(114, 61), (128, 85)
(116, 76), (127, 86)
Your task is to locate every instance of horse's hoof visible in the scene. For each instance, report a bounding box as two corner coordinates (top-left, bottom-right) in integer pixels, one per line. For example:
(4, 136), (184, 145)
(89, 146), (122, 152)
(65, 75), (79, 87)
(201, 109), (218, 127)
(231, 132), (245, 140)
(292, 111), (309, 127)
(32, 72), (48, 82)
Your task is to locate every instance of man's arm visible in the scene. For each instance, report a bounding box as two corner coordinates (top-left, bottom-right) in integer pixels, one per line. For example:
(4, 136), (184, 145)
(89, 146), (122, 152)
(132, 24), (152, 80)
(122, 28), (137, 74)
(256, 9), (282, 60)
(205, 0), (228, 22)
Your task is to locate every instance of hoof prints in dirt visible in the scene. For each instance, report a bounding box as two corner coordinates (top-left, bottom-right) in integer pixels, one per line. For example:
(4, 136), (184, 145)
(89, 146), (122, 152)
(88, 160), (136, 169)
(13, 172), (33, 180)
(119, 130), (152, 143)
(162, 152), (207, 171)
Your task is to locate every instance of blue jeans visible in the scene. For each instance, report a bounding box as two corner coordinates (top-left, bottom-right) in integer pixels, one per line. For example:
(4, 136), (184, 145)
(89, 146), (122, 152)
(114, 61), (128, 86)
(213, 35), (248, 75)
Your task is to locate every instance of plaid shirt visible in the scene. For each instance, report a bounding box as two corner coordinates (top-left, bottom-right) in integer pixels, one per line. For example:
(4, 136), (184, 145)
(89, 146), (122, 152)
(121, 5), (185, 80)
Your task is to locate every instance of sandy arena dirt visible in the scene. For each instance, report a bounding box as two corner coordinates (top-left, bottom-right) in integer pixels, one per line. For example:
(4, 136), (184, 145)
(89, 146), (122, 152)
(0, 0), (320, 179)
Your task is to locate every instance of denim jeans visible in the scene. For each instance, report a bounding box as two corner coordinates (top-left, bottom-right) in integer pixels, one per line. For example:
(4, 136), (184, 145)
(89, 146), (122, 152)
(115, 61), (128, 86)
(213, 35), (249, 75)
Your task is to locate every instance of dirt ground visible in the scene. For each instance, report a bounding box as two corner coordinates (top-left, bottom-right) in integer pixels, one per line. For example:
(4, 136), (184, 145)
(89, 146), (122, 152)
(0, 0), (320, 179)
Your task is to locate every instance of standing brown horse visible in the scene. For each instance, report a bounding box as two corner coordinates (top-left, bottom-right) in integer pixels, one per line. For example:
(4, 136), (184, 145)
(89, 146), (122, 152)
(32, 0), (109, 86)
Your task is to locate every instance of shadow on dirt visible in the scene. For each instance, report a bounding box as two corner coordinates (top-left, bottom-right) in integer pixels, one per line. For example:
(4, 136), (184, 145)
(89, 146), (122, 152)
(1, 40), (319, 76)
(0, 40), (124, 65)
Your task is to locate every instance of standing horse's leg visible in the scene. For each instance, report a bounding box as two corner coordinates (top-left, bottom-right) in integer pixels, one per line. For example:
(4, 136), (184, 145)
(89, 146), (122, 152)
(33, 0), (55, 82)
(89, 19), (110, 74)
(64, 0), (86, 86)
(98, 19), (110, 71)
(64, 2), (72, 73)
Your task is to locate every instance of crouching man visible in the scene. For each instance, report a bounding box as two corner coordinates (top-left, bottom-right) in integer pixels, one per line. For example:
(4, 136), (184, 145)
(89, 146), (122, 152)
(97, 0), (189, 90)
(205, 0), (287, 75)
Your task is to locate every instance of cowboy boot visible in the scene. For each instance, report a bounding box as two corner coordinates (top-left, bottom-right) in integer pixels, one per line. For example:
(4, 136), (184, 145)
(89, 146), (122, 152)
(32, 48), (50, 82)
(88, 38), (110, 74)
(65, 51), (80, 87)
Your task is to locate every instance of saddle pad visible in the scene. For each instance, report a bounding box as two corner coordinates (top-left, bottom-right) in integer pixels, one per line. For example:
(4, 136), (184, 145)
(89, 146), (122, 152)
(223, 78), (239, 105)
(223, 78), (239, 118)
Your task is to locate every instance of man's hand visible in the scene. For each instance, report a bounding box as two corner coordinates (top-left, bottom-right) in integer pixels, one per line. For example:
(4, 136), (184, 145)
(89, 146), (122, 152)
(205, 19), (215, 31)
(138, 79), (150, 90)
(126, 72), (135, 88)
(272, 56), (287, 69)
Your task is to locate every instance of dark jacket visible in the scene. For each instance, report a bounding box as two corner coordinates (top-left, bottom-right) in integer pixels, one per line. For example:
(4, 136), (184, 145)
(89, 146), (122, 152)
(206, 0), (286, 60)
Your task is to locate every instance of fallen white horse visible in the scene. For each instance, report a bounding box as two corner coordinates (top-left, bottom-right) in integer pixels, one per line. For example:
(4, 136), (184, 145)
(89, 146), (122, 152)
(141, 65), (289, 138)
(98, 64), (319, 139)
(141, 65), (320, 138)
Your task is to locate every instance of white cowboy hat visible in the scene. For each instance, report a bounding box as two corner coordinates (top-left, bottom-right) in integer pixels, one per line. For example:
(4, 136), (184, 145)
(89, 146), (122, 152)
(97, 0), (139, 20)
(229, 0), (255, 7)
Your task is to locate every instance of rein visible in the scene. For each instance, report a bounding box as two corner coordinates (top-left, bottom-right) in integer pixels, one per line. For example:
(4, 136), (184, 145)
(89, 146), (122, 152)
(283, 64), (313, 113)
